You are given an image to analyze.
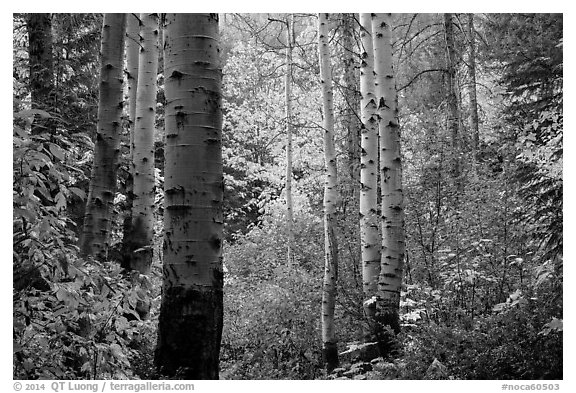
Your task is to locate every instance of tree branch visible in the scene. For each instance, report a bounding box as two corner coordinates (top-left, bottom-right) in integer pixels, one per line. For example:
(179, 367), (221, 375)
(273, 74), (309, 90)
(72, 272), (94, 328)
(398, 68), (447, 92)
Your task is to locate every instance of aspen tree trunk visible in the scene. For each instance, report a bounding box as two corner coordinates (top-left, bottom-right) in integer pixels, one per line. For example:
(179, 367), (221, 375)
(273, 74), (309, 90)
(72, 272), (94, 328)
(467, 13), (480, 155)
(359, 13), (381, 351)
(342, 13), (361, 197)
(155, 13), (223, 380)
(444, 13), (461, 181)
(129, 13), (159, 273)
(318, 12), (339, 373)
(372, 13), (405, 357)
(25, 13), (55, 135)
(157, 17), (164, 76)
(121, 12), (140, 269)
(285, 14), (295, 267)
(126, 13), (140, 161)
(81, 14), (127, 259)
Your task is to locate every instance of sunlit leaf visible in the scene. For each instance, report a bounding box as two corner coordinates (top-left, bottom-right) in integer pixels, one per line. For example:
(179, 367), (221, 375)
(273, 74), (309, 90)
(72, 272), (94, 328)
(49, 143), (65, 161)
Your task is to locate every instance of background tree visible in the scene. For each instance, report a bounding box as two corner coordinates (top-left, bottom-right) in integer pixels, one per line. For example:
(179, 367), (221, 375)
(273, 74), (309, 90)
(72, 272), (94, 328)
(443, 13), (461, 183)
(340, 13), (361, 207)
(25, 13), (55, 134)
(81, 13), (127, 259)
(336, 14), (363, 318)
(128, 13), (159, 273)
(155, 13), (224, 379)
(126, 13), (140, 156)
(466, 13), (480, 155)
(120, 13), (140, 267)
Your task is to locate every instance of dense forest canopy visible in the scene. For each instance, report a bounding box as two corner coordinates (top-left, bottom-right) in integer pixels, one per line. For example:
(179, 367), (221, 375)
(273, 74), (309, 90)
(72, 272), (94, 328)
(12, 12), (562, 381)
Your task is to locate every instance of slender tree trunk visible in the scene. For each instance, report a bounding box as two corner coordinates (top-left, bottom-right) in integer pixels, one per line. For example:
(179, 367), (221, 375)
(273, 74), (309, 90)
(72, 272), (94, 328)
(129, 13), (159, 273)
(285, 14), (295, 267)
(342, 13), (361, 201)
(318, 12), (339, 373)
(155, 13), (223, 380)
(126, 13), (140, 163)
(372, 13), (405, 358)
(341, 14), (363, 295)
(444, 13), (461, 181)
(81, 14), (127, 259)
(121, 12), (140, 270)
(25, 13), (55, 134)
(359, 13), (381, 353)
(467, 13), (480, 155)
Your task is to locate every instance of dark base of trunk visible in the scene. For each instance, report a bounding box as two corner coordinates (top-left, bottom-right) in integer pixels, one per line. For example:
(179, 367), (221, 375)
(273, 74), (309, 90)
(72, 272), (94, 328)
(361, 302), (382, 361)
(155, 285), (223, 379)
(375, 308), (401, 360)
(323, 341), (339, 373)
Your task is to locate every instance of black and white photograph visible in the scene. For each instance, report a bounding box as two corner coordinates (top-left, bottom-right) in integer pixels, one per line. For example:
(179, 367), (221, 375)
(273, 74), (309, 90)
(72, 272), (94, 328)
(10, 7), (565, 388)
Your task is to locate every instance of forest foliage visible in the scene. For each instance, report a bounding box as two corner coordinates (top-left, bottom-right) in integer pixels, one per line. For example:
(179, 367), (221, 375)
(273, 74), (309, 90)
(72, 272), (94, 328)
(13, 13), (562, 380)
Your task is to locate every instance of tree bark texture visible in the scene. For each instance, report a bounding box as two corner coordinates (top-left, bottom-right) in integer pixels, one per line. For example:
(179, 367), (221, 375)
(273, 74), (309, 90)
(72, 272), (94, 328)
(25, 13), (55, 134)
(121, 12), (140, 270)
(126, 13), (140, 160)
(129, 13), (159, 273)
(318, 12), (339, 373)
(81, 13), (127, 260)
(341, 13), (361, 201)
(155, 13), (223, 380)
(359, 13), (381, 347)
(372, 13), (405, 357)
(444, 13), (461, 181)
(285, 14), (295, 267)
(467, 13), (480, 155)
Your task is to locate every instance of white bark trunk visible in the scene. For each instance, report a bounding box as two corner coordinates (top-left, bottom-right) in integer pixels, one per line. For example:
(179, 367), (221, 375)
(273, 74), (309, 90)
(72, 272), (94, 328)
(81, 14), (126, 259)
(318, 12), (339, 372)
(359, 13), (381, 345)
(372, 13), (405, 354)
(156, 13), (223, 379)
(131, 13), (159, 273)
(126, 13), (140, 160)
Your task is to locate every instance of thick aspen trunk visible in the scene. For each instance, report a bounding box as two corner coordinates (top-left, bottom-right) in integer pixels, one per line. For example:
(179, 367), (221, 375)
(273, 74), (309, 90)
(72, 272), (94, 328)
(467, 13), (480, 155)
(155, 13), (223, 380)
(25, 13), (55, 135)
(444, 13), (461, 181)
(121, 13), (140, 270)
(372, 13), (405, 358)
(285, 14), (295, 267)
(318, 13), (339, 373)
(129, 13), (159, 273)
(359, 13), (381, 353)
(81, 14), (127, 259)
